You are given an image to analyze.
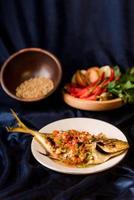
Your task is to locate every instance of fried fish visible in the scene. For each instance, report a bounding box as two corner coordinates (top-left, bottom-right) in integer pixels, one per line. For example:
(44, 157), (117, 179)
(6, 110), (129, 167)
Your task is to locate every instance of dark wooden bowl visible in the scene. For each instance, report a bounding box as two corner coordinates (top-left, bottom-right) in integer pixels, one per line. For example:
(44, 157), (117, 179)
(0, 48), (62, 102)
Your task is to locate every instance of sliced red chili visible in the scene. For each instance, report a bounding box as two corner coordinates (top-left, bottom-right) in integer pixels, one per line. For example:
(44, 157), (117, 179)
(84, 94), (97, 100)
(92, 86), (104, 96)
(109, 68), (115, 81)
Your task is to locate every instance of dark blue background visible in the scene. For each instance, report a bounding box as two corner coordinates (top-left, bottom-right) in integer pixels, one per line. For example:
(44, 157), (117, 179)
(0, 0), (134, 199)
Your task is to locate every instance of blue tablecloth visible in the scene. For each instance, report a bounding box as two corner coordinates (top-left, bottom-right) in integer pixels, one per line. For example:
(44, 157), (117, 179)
(1, 1), (134, 199)
(0, 85), (134, 200)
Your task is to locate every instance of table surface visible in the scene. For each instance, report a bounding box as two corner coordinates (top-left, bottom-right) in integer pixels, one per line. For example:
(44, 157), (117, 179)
(0, 86), (134, 200)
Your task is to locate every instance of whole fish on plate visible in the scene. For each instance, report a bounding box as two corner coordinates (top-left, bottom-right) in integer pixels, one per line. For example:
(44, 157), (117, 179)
(6, 110), (129, 167)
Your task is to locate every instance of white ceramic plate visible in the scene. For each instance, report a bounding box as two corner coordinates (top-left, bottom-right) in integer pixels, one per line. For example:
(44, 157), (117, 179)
(31, 118), (128, 175)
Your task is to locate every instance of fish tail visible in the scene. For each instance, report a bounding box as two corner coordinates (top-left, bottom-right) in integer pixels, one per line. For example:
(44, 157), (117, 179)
(6, 109), (36, 136)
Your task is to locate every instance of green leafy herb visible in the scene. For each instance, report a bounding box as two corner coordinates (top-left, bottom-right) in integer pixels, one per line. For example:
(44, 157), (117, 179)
(108, 67), (134, 103)
(113, 65), (121, 78)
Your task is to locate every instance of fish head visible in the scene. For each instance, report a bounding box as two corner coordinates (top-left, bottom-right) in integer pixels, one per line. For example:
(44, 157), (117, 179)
(97, 138), (129, 153)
